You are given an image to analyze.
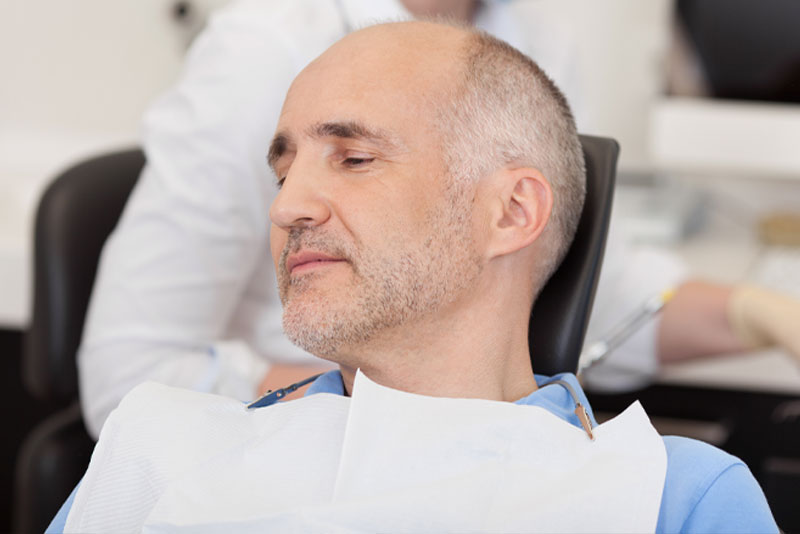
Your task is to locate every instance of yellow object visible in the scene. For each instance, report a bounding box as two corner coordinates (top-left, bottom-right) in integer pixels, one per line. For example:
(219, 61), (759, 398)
(759, 213), (800, 247)
(660, 288), (676, 305)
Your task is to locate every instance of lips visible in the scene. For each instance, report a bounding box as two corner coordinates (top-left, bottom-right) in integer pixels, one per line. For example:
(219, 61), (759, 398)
(286, 250), (346, 274)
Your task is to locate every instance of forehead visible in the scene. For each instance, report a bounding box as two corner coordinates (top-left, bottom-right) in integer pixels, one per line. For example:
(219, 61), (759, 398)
(277, 24), (466, 139)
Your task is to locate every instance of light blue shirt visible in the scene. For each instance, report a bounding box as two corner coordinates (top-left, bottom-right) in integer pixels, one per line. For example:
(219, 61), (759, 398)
(48, 371), (778, 533)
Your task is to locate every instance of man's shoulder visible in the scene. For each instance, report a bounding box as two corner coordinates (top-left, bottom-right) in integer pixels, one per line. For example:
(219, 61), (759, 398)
(658, 435), (777, 533)
(663, 434), (740, 478)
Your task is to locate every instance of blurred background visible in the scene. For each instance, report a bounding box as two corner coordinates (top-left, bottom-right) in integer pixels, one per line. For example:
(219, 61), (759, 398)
(1, 0), (799, 531)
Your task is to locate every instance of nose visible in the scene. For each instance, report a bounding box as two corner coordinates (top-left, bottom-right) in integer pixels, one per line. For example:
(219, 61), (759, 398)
(269, 157), (331, 231)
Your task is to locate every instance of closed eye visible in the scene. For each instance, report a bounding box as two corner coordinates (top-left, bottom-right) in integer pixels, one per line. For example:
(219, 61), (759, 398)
(342, 157), (375, 167)
(275, 154), (376, 189)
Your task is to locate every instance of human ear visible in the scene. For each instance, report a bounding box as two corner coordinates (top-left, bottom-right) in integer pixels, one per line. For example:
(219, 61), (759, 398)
(485, 167), (553, 259)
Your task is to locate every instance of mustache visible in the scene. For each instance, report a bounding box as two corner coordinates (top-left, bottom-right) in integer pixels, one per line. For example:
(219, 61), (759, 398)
(278, 228), (357, 276)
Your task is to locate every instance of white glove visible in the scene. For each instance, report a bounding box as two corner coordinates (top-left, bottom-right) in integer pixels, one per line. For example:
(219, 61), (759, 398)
(728, 285), (800, 360)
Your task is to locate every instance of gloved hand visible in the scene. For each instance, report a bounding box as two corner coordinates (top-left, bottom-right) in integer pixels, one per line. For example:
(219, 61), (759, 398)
(727, 285), (800, 360)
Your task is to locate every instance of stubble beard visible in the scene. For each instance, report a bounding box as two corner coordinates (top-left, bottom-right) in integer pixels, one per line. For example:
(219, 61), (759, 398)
(277, 185), (482, 360)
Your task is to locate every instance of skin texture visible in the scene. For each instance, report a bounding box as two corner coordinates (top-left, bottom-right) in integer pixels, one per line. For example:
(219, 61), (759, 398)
(267, 22), (553, 400)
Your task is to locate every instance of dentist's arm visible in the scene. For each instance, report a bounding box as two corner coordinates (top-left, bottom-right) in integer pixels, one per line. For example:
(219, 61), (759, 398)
(657, 280), (800, 363)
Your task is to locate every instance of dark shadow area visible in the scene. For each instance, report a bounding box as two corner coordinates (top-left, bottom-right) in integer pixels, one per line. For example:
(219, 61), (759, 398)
(677, 0), (800, 103)
(0, 328), (61, 533)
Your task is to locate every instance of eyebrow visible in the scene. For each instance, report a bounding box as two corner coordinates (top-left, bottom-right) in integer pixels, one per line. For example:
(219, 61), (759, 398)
(310, 121), (396, 144)
(267, 120), (403, 171)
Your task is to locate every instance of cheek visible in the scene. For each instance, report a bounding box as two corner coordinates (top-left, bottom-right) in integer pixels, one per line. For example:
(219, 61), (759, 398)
(360, 201), (427, 247)
(269, 224), (287, 269)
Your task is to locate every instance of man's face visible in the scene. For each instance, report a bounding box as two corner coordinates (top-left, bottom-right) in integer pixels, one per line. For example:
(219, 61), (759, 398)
(268, 26), (482, 359)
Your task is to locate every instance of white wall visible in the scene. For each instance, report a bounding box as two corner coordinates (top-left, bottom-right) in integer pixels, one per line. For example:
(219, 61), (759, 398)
(0, 0), (232, 134)
(2, 0), (181, 134)
(0, 0), (229, 326)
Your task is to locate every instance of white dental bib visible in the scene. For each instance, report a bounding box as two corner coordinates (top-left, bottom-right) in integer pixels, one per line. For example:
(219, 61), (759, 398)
(66, 371), (666, 533)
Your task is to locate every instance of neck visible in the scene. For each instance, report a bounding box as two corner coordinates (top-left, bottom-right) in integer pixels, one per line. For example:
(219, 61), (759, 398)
(400, 0), (480, 24)
(336, 279), (537, 401)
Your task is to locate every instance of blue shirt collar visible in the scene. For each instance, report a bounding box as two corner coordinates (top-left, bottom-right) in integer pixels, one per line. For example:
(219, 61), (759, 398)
(305, 370), (597, 429)
(305, 369), (347, 396)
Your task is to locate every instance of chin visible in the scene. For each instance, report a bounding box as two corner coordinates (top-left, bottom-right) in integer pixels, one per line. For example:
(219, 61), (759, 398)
(282, 298), (387, 361)
(282, 303), (348, 357)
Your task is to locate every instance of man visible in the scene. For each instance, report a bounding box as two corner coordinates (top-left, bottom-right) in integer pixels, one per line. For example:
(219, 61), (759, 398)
(52, 21), (776, 532)
(78, 0), (800, 440)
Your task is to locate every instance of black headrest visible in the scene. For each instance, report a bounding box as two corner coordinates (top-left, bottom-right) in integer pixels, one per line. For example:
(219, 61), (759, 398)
(528, 135), (619, 376)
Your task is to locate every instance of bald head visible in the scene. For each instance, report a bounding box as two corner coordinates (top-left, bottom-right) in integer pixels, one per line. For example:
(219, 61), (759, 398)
(323, 19), (469, 61)
(283, 21), (470, 130)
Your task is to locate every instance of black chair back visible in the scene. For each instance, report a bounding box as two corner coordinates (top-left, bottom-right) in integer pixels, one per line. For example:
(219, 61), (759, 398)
(24, 149), (145, 402)
(529, 135), (619, 375)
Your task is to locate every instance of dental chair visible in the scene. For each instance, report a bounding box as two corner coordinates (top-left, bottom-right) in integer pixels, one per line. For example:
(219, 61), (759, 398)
(14, 135), (618, 533)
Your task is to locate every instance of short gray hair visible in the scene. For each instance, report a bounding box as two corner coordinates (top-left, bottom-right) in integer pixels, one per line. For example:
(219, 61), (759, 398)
(437, 30), (586, 296)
